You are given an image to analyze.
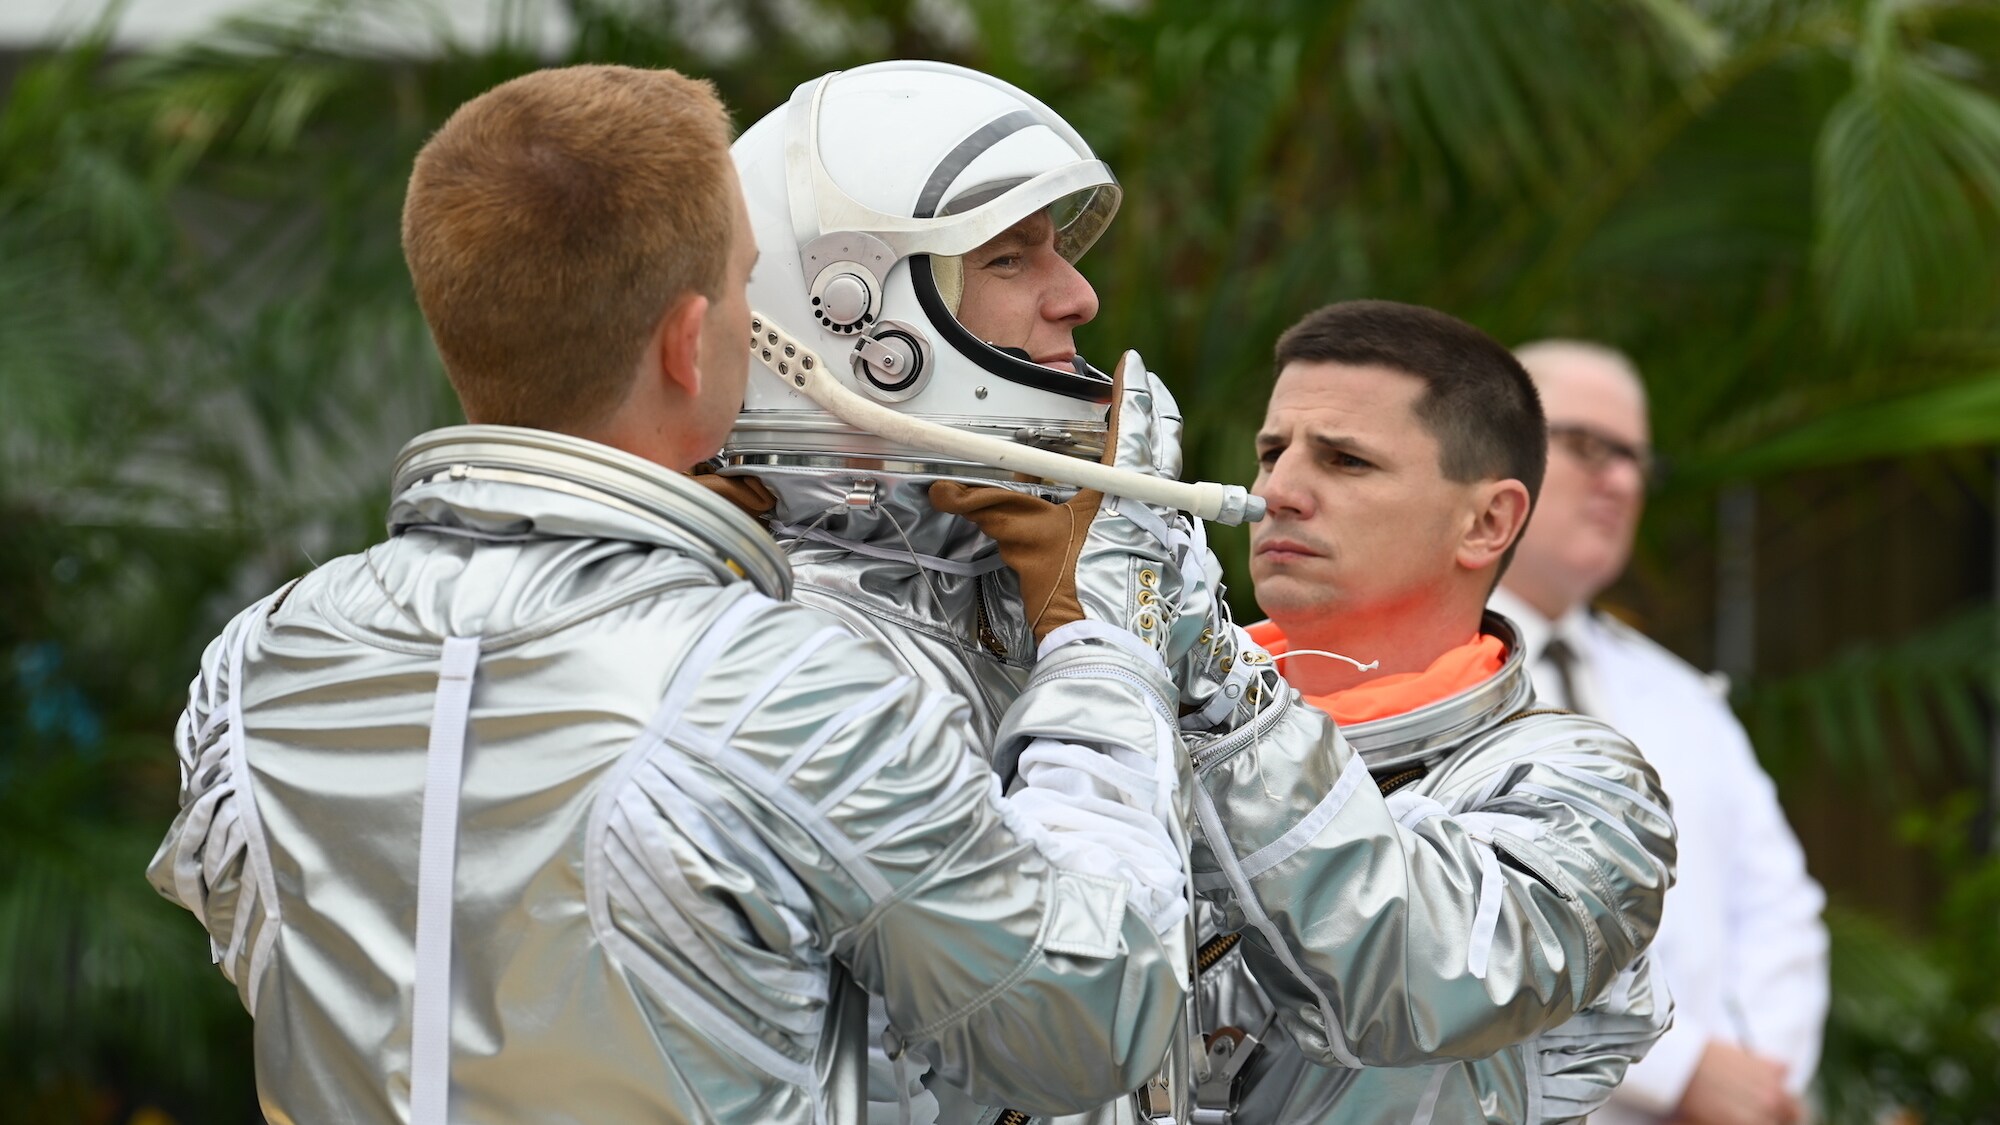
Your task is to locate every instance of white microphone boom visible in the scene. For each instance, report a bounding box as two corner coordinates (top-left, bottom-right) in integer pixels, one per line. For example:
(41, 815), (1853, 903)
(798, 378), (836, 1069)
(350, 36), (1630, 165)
(749, 314), (1266, 525)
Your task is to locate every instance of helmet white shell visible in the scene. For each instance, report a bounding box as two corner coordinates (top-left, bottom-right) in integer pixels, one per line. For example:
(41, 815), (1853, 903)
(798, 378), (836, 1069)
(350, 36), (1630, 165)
(727, 61), (1120, 474)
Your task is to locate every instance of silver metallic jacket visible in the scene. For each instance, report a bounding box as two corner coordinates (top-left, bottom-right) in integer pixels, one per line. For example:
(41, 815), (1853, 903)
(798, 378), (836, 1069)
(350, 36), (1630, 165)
(1184, 613), (1676, 1124)
(747, 470), (1089, 1125)
(147, 428), (1191, 1125)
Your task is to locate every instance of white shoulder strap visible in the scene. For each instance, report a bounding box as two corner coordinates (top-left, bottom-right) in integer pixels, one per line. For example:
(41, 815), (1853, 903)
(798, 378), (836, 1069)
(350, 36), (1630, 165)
(410, 635), (483, 1123)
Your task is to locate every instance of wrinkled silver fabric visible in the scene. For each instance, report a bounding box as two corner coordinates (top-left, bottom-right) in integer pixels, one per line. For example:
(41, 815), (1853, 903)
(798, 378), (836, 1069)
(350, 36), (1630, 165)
(1183, 612), (1678, 1123)
(146, 427), (1189, 1124)
(743, 475), (1174, 1125)
(740, 480), (1673, 1124)
(732, 359), (1205, 1125)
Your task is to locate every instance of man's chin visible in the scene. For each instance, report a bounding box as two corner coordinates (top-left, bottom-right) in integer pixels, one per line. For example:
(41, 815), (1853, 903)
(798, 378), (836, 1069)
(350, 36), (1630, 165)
(1251, 570), (1340, 623)
(1557, 542), (1629, 597)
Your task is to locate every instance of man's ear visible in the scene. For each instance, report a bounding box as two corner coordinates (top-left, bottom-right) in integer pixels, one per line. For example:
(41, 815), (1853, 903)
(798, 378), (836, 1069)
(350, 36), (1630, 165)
(1459, 479), (1533, 573)
(654, 291), (710, 399)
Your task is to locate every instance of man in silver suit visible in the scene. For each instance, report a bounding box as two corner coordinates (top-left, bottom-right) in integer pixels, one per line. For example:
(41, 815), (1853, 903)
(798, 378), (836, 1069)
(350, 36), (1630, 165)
(1175, 301), (1677, 1122)
(713, 61), (1216, 1124)
(147, 65), (1201, 1125)
(714, 65), (1676, 1124)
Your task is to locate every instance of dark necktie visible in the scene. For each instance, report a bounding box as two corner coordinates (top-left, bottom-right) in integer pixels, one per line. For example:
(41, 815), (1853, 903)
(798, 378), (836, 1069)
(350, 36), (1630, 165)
(1541, 636), (1586, 714)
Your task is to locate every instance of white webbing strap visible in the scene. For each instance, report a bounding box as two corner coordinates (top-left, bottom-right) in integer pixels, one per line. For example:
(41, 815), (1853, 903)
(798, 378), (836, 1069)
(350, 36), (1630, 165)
(410, 635), (482, 1124)
(1467, 844), (1505, 980)
(1452, 811), (1540, 981)
(1410, 1063), (1451, 1125)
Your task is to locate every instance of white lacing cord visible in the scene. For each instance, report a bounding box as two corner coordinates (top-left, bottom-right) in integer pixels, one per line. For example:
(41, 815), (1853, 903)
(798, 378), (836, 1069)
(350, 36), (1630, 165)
(1268, 648), (1380, 673)
(774, 519), (1009, 577)
(1232, 651), (1362, 771)
(769, 501), (844, 561)
(773, 497), (1010, 722)
(1237, 648), (1378, 792)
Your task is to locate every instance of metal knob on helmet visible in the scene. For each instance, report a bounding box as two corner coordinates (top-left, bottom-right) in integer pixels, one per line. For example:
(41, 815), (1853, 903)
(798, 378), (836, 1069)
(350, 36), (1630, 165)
(819, 274), (870, 327)
(852, 322), (932, 401)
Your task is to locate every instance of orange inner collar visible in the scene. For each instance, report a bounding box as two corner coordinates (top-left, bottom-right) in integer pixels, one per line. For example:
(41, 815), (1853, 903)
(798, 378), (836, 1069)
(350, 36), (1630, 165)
(1246, 620), (1506, 725)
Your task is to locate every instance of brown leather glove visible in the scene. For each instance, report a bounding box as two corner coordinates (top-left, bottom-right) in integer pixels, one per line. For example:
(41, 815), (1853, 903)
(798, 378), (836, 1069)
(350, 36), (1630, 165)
(928, 481), (1104, 641)
(930, 351), (1185, 650)
(686, 466), (778, 519)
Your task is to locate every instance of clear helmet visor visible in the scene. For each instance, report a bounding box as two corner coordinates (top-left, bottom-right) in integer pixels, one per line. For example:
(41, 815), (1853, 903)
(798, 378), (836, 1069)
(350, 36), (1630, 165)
(915, 180), (1121, 401)
(929, 181), (1118, 315)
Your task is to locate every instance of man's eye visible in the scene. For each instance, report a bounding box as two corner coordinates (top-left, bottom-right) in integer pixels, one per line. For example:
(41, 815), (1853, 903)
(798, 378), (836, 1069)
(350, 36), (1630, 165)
(982, 253), (1023, 270)
(1331, 452), (1371, 470)
(1257, 447), (1282, 466)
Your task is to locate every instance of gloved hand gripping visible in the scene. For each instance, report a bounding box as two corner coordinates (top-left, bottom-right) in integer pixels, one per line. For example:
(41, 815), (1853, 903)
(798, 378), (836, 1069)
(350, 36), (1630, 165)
(931, 351), (1190, 652)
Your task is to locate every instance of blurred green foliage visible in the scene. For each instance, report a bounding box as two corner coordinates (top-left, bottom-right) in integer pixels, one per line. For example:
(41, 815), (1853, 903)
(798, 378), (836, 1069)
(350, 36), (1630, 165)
(4, 0), (2000, 1119)
(1820, 796), (2000, 1123)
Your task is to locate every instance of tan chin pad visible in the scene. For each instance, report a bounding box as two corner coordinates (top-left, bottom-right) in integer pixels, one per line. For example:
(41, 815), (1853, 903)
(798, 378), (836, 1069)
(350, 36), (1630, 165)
(932, 254), (965, 316)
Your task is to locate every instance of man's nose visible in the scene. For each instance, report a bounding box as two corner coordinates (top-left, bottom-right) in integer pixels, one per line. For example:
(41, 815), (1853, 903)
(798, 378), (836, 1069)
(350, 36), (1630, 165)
(1253, 450), (1315, 519)
(1598, 455), (1647, 502)
(1043, 257), (1099, 326)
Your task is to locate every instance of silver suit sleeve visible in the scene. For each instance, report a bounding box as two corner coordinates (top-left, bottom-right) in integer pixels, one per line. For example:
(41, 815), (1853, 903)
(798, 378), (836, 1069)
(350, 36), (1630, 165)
(1531, 953), (1675, 1121)
(147, 600), (280, 1012)
(1186, 652), (1676, 1069)
(610, 602), (1186, 1117)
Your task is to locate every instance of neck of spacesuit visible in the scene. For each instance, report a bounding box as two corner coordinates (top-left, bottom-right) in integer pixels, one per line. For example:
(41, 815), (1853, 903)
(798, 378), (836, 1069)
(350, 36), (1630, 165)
(1323, 610), (1533, 770)
(748, 467), (1006, 569)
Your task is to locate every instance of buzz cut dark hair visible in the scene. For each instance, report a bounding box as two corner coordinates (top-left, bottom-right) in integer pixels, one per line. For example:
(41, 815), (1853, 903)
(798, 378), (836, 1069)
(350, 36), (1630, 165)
(1274, 299), (1547, 570)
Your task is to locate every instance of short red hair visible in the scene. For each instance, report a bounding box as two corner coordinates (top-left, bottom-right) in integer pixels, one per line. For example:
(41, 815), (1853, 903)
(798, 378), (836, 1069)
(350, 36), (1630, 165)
(402, 65), (734, 431)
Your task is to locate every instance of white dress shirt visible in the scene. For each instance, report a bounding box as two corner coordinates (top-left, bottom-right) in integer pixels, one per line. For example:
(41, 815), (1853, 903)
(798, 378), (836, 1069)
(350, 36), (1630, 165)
(1490, 588), (1831, 1121)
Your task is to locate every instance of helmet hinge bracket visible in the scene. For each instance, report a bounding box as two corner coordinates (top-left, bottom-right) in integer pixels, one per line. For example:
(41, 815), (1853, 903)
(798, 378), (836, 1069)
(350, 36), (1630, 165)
(802, 232), (896, 335)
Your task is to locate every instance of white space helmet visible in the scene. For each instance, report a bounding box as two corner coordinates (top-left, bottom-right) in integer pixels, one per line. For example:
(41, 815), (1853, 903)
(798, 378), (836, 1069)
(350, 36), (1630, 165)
(725, 61), (1120, 476)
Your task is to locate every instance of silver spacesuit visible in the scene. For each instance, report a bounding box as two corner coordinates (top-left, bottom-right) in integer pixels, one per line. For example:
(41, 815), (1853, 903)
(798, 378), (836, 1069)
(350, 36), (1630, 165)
(724, 61), (1213, 1125)
(1181, 613), (1675, 1123)
(749, 475), (1067, 1124)
(740, 489), (1674, 1125)
(146, 427), (1196, 1124)
(723, 60), (1677, 1125)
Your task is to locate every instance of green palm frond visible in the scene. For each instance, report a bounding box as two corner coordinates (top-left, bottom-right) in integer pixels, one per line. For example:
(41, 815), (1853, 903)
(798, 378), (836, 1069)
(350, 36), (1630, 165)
(0, 737), (254, 1120)
(1692, 369), (2000, 480)
(1818, 794), (2000, 1123)
(1628, 0), (1734, 69)
(1814, 6), (2000, 348)
(1345, 0), (1658, 202)
(1740, 603), (1995, 796)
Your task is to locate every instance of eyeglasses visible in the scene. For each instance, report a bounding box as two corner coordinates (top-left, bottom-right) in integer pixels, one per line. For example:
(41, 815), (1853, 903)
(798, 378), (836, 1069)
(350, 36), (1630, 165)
(1548, 423), (1659, 484)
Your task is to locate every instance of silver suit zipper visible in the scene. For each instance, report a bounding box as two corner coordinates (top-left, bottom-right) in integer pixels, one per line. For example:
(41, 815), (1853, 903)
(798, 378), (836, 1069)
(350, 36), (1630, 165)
(1189, 681), (1293, 774)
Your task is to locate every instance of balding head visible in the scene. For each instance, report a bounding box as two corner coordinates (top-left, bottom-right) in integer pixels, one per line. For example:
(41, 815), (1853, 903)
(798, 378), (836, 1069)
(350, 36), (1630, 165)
(1500, 339), (1653, 619)
(1515, 339), (1648, 422)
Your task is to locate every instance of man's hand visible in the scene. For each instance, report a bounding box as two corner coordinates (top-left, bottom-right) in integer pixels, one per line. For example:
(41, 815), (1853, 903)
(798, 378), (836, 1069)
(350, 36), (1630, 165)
(1670, 1041), (1803, 1125)
(687, 467), (777, 518)
(930, 351), (1188, 650)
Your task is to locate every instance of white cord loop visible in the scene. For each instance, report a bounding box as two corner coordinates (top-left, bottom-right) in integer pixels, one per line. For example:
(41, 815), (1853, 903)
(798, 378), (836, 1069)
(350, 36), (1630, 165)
(1270, 648), (1381, 673)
